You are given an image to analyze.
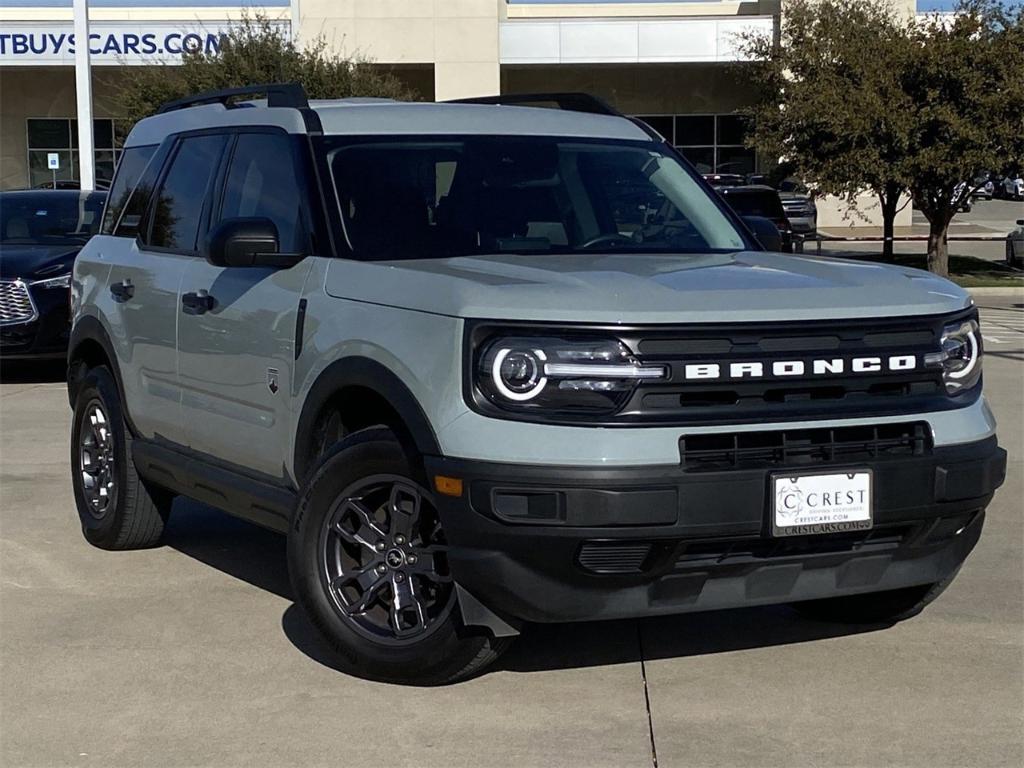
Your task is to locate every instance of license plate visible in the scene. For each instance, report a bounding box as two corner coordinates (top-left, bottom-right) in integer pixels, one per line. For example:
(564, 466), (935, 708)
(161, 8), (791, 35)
(771, 470), (872, 537)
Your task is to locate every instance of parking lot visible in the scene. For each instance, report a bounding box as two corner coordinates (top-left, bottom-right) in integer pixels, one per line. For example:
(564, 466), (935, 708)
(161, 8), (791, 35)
(1, 297), (1021, 768)
(818, 199), (1024, 265)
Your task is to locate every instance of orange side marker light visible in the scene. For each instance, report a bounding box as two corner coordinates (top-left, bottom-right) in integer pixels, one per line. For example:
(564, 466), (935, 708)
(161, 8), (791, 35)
(434, 475), (464, 497)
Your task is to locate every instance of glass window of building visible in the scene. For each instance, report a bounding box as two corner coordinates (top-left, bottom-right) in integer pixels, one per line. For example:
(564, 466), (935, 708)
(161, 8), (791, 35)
(634, 113), (756, 176)
(26, 118), (124, 189)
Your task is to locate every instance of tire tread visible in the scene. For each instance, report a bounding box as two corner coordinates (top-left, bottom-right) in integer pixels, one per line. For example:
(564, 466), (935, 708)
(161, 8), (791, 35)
(288, 427), (512, 685)
(72, 366), (171, 551)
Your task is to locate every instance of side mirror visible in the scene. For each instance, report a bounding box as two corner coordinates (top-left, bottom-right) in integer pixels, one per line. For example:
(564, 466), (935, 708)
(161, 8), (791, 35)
(743, 215), (783, 252)
(205, 217), (302, 268)
(1016, 219), (1024, 226)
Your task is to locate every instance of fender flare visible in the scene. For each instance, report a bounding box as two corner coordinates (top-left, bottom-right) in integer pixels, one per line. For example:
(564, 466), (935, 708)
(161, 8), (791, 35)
(66, 316), (123, 407)
(293, 357), (442, 483)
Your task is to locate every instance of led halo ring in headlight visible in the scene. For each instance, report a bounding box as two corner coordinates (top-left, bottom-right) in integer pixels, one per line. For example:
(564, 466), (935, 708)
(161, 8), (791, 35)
(925, 317), (983, 394)
(477, 335), (667, 414)
(491, 347), (548, 401)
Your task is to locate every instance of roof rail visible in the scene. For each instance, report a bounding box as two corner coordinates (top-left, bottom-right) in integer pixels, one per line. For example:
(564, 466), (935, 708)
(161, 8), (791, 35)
(156, 82), (310, 114)
(447, 92), (622, 117)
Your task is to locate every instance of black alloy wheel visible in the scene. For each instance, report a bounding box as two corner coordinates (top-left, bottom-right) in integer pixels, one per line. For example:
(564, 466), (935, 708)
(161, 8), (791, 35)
(320, 475), (455, 644)
(78, 399), (118, 518)
(289, 427), (511, 684)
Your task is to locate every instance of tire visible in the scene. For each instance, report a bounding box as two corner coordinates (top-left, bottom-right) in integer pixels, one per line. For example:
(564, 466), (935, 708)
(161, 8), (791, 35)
(288, 427), (510, 685)
(70, 365), (173, 550)
(792, 567), (961, 624)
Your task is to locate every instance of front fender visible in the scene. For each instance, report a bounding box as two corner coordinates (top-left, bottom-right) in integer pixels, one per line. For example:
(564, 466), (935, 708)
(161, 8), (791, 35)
(292, 356), (442, 484)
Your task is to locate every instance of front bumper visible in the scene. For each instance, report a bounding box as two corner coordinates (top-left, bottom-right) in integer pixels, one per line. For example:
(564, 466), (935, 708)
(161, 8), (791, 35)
(786, 215), (817, 234)
(426, 436), (1005, 624)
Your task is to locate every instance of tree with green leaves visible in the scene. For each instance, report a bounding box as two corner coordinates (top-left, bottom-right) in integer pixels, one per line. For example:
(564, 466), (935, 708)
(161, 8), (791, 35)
(110, 14), (417, 127)
(738, 0), (1023, 276)
(902, 1), (1024, 276)
(737, 0), (915, 260)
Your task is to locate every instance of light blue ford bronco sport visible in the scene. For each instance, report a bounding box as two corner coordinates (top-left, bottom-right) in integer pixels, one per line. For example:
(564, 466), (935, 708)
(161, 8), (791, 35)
(67, 84), (1005, 684)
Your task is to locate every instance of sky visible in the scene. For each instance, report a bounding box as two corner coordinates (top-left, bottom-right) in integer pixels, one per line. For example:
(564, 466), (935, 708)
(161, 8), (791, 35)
(918, 0), (1021, 6)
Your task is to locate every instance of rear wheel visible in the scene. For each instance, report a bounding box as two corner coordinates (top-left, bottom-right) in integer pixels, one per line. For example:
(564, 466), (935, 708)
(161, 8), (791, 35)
(288, 427), (509, 684)
(70, 366), (173, 549)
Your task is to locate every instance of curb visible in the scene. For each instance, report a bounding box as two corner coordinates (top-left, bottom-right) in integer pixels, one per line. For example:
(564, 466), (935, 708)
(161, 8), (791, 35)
(968, 287), (1024, 298)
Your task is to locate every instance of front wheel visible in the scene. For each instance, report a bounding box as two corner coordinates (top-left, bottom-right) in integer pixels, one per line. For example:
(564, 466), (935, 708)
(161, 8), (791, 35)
(288, 427), (509, 685)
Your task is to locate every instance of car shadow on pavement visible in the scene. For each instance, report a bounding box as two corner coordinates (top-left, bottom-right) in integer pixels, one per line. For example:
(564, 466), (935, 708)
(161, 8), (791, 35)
(501, 607), (886, 674)
(0, 359), (66, 384)
(164, 498), (292, 600)
(165, 501), (887, 680)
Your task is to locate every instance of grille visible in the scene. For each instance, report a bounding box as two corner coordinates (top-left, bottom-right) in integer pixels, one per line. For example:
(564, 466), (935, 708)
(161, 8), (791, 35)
(679, 422), (931, 472)
(578, 542), (653, 574)
(0, 281), (35, 325)
(781, 199), (814, 216)
(576, 515), (976, 578)
(609, 312), (970, 425)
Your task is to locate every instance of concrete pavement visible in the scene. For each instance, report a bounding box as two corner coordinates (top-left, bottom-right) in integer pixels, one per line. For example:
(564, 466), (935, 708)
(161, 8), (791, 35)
(1, 300), (1021, 767)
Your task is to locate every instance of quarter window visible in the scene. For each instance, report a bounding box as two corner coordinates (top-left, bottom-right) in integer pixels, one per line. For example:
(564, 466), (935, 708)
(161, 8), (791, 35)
(147, 135), (226, 251)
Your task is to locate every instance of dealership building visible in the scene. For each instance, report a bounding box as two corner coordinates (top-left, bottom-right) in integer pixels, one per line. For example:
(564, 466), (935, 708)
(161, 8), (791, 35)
(0, 0), (919, 225)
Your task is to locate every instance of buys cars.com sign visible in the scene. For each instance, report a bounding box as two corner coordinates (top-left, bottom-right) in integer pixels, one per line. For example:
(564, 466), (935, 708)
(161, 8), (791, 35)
(0, 21), (289, 65)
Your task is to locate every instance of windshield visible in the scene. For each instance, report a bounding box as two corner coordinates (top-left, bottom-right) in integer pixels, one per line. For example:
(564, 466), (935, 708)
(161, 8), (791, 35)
(0, 192), (105, 245)
(327, 137), (748, 260)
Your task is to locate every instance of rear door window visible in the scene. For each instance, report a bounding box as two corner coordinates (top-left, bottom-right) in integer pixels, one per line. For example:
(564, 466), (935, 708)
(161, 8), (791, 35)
(146, 134), (227, 252)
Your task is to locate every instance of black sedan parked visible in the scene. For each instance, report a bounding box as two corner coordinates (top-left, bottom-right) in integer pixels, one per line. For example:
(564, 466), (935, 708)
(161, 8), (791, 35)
(1, 190), (105, 359)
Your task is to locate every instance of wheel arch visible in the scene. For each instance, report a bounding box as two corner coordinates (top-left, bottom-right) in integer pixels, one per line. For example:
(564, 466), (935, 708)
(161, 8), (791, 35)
(293, 357), (442, 484)
(67, 316), (122, 409)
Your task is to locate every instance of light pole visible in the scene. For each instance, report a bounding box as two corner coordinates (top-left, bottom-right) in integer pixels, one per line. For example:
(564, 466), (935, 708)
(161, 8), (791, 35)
(73, 0), (95, 191)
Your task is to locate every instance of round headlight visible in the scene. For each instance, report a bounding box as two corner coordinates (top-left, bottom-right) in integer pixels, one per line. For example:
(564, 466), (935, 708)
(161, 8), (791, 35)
(942, 329), (978, 380)
(491, 347), (548, 401)
(476, 334), (667, 415)
(925, 317), (982, 394)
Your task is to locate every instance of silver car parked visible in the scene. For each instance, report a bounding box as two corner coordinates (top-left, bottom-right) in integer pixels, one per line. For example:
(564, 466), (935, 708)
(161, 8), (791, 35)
(67, 84), (1006, 685)
(1008, 218), (1024, 267)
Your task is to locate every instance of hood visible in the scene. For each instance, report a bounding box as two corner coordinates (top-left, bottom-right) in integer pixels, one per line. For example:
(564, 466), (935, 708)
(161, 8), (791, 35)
(324, 251), (971, 324)
(0, 243), (79, 281)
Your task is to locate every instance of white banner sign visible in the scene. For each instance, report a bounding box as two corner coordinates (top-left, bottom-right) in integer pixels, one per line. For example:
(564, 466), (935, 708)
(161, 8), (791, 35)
(0, 20), (289, 66)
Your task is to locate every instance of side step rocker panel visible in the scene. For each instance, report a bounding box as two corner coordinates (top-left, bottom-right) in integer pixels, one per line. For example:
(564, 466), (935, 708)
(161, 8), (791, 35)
(132, 440), (296, 533)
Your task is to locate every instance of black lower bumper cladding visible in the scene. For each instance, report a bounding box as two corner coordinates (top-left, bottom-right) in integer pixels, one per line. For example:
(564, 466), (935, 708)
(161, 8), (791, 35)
(426, 436), (1005, 623)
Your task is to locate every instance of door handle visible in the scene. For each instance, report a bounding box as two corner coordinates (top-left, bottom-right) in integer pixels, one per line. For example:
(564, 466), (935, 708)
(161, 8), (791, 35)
(109, 279), (134, 302)
(181, 290), (215, 315)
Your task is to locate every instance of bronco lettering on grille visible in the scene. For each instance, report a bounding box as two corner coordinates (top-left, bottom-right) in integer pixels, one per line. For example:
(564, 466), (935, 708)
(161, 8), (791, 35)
(683, 355), (918, 381)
